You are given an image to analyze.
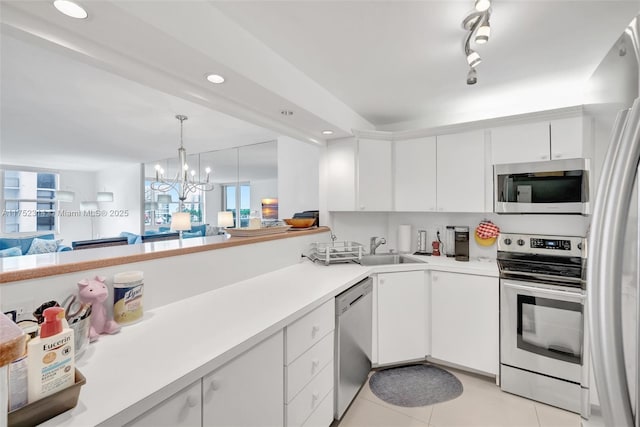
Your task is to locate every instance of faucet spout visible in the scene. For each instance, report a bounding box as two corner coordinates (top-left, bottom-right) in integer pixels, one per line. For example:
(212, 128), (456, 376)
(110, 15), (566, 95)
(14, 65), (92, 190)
(369, 236), (387, 255)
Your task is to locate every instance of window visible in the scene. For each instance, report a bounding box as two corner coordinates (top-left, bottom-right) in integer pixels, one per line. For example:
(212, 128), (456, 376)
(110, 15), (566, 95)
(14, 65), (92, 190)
(223, 183), (250, 227)
(2, 170), (58, 233)
(144, 180), (204, 230)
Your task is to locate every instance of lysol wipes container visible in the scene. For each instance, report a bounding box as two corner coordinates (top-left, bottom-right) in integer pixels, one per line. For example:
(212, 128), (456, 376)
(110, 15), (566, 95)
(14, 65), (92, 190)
(113, 271), (144, 325)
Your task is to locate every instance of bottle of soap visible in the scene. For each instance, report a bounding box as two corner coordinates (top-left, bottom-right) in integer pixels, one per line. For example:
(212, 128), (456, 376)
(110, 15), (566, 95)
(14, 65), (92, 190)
(27, 306), (75, 403)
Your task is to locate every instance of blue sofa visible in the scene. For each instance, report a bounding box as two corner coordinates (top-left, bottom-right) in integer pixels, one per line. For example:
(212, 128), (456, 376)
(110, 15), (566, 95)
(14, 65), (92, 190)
(119, 224), (207, 245)
(0, 233), (72, 258)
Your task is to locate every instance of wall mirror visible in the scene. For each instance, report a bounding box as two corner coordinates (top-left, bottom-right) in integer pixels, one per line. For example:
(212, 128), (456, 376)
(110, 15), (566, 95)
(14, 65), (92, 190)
(144, 140), (277, 233)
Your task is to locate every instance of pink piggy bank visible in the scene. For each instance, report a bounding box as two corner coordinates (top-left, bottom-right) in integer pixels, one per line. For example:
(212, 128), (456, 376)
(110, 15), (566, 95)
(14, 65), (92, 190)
(78, 276), (121, 342)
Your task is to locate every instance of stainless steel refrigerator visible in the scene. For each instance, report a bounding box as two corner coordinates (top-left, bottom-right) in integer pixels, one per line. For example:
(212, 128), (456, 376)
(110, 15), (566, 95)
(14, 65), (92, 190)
(588, 14), (640, 427)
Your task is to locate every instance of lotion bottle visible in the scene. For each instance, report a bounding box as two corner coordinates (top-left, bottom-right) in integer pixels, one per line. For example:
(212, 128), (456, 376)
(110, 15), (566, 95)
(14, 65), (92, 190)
(27, 306), (75, 403)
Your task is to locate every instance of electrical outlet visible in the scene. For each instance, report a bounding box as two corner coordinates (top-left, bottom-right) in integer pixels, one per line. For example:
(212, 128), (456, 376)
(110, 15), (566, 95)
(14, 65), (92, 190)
(10, 299), (35, 322)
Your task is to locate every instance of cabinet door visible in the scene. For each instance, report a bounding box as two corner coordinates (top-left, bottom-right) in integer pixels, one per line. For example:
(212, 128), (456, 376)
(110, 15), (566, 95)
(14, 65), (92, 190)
(358, 138), (393, 211)
(203, 331), (284, 427)
(436, 130), (486, 212)
(394, 137), (437, 211)
(377, 271), (427, 365)
(550, 116), (584, 159)
(327, 138), (356, 211)
(126, 380), (202, 427)
(491, 122), (550, 164)
(431, 271), (498, 375)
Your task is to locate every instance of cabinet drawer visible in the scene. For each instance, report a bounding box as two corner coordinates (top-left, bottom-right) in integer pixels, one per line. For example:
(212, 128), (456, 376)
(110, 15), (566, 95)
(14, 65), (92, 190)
(286, 363), (334, 427)
(286, 331), (334, 402)
(286, 300), (335, 364)
(301, 389), (333, 427)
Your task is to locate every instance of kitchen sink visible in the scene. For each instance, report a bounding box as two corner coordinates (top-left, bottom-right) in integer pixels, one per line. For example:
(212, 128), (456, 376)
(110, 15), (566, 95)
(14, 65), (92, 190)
(359, 253), (424, 266)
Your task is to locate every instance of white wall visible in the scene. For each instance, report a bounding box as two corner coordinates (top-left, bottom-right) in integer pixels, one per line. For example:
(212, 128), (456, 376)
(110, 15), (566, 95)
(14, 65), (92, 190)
(94, 163), (143, 238)
(277, 136), (320, 220)
(58, 170), (96, 245)
(330, 211), (590, 259)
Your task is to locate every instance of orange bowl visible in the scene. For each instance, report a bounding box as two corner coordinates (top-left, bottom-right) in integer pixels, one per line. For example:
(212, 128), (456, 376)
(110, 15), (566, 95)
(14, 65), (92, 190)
(284, 218), (315, 228)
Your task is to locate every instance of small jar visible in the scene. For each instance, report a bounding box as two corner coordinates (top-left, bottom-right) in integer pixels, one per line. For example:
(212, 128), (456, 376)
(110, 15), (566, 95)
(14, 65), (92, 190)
(113, 271), (144, 325)
(249, 210), (261, 229)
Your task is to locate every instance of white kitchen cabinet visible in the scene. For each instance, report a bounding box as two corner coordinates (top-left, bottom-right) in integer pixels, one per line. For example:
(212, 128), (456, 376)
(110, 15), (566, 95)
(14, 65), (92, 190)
(436, 130), (487, 212)
(327, 138), (357, 211)
(550, 116), (585, 159)
(491, 116), (585, 164)
(284, 299), (335, 427)
(431, 271), (498, 375)
(358, 138), (393, 211)
(202, 330), (284, 427)
(126, 380), (202, 427)
(490, 122), (550, 164)
(394, 137), (437, 211)
(376, 270), (428, 365)
(326, 137), (392, 211)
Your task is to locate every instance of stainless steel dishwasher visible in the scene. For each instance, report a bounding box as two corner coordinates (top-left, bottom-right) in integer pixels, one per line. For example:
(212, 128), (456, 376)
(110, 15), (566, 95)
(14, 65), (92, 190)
(334, 276), (373, 420)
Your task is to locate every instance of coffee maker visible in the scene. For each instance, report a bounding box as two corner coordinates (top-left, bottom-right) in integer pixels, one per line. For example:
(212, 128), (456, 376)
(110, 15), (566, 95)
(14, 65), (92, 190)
(454, 226), (470, 262)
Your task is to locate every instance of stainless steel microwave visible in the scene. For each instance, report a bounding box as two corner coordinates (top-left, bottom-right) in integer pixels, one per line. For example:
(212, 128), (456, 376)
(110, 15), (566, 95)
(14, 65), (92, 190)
(494, 158), (590, 215)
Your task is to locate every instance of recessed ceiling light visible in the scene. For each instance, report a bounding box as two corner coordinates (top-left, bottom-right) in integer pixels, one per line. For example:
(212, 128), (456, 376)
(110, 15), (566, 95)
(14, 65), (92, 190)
(321, 130), (334, 135)
(280, 110), (294, 116)
(206, 74), (225, 84)
(53, 0), (88, 19)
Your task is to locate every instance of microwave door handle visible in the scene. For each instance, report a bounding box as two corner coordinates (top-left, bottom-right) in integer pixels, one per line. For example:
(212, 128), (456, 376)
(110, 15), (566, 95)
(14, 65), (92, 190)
(589, 102), (639, 427)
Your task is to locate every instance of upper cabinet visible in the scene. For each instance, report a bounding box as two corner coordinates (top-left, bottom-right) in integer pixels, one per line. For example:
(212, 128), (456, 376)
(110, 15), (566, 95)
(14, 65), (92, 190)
(436, 130), (487, 213)
(490, 116), (585, 164)
(326, 137), (392, 212)
(394, 137), (437, 212)
(358, 138), (393, 211)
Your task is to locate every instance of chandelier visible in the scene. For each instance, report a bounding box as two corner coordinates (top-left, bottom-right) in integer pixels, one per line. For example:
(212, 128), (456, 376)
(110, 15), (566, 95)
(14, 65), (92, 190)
(151, 114), (214, 205)
(462, 0), (492, 85)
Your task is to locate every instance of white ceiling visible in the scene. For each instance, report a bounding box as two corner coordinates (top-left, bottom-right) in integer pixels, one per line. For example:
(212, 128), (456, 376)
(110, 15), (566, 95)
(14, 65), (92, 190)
(1, 1), (639, 172)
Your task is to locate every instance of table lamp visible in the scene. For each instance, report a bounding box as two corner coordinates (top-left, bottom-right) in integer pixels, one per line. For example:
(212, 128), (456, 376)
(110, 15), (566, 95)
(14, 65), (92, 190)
(171, 212), (192, 240)
(217, 211), (234, 234)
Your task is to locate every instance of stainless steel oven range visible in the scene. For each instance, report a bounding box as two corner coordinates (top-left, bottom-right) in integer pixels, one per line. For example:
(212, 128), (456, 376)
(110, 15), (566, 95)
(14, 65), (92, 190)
(498, 233), (589, 417)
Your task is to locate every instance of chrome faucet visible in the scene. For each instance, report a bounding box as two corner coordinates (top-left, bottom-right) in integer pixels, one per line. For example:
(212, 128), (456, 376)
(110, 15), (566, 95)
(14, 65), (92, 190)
(370, 236), (387, 255)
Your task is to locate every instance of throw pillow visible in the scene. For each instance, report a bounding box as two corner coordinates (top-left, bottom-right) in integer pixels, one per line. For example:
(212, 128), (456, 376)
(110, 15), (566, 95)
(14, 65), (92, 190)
(0, 246), (22, 258)
(182, 231), (203, 238)
(26, 238), (60, 255)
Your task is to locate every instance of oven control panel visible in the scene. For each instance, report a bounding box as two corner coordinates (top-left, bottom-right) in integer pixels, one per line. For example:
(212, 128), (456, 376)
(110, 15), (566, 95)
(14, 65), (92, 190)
(530, 238), (572, 250)
(498, 233), (585, 257)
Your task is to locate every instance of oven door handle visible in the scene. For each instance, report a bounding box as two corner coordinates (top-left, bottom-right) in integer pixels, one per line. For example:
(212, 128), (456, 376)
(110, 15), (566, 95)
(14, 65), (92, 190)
(502, 281), (584, 301)
(588, 101), (639, 427)
(500, 270), (583, 285)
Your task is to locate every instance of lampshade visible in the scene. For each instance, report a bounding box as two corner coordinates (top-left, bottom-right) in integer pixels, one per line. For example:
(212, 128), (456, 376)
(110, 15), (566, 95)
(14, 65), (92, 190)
(217, 211), (234, 228)
(97, 191), (114, 202)
(157, 194), (173, 204)
(171, 212), (192, 231)
(79, 201), (98, 211)
(57, 191), (75, 202)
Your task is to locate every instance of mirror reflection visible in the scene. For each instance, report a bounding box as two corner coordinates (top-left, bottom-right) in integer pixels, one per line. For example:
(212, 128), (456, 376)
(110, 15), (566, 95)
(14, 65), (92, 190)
(143, 140), (277, 237)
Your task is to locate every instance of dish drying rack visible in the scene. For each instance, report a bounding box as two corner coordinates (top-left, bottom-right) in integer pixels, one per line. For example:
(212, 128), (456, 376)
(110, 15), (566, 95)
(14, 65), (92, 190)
(306, 241), (364, 265)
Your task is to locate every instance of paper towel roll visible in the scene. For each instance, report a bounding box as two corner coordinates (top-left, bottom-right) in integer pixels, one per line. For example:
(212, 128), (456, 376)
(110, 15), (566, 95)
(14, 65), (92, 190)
(398, 224), (411, 253)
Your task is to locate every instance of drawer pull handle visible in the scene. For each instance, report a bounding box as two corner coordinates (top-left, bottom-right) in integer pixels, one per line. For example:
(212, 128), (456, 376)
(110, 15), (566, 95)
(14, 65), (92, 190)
(209, 380), (220, 391)
(311, 325), (320, 337)
(311, 359), (320, 372)
(312, 392), (320, 405)
(186, 395), (199, 408)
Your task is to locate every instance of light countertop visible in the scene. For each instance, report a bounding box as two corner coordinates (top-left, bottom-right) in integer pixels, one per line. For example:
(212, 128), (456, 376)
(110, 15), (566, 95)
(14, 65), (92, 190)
(40, 257), (497, 426)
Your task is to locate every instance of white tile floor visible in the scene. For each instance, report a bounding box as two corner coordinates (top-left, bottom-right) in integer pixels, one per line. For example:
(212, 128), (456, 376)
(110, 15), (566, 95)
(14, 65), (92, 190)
(337, 367), (581, 427)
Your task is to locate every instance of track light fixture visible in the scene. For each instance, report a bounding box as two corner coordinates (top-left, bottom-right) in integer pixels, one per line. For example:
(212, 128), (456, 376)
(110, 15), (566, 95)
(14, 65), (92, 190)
(462, 2), (493, 85)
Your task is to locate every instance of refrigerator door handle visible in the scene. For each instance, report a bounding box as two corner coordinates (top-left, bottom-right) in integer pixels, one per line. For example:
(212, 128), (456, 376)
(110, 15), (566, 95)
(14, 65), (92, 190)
(589, 101), (640, 427)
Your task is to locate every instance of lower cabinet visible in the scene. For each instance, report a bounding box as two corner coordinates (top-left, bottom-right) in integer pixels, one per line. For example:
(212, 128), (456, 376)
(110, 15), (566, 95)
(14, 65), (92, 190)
(431, 271), (498, 375)
(126, 380), (202, 427)
(203, 330), (284, 427)
(376, 270), (428, 366)
(285, 299), (335, 427)
(127, 330), (284, 427)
